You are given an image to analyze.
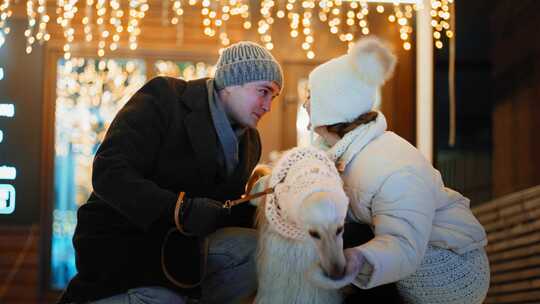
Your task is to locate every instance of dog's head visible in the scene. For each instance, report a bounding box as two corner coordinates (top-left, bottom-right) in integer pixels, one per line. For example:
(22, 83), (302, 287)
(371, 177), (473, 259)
(299, 191), (348, 280)
(257, 147), (350, 281)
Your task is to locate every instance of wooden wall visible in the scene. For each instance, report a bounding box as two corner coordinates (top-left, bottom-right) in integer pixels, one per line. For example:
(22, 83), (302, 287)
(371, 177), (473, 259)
(491, 0), (540, 197)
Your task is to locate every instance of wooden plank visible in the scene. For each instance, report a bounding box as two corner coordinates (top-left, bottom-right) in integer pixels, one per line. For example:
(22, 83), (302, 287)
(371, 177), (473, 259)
(477, 197), (540, 226)
(488, 217), (540, 243)
(0, 253), (38, 267)
(487, 230), (540, 254)
(525, 197), (540, 209)
(489, 278), (540, 295)
(489, 243), (540, 263)
(0, 285), (40, 302)
(491, 255), (540, 273)
(483, 206), (540, 234)
(491, 267), (540, 284)
(0, 269), (39, 285)
(485, 290), (540, 303)
(473, 185), (540, 215)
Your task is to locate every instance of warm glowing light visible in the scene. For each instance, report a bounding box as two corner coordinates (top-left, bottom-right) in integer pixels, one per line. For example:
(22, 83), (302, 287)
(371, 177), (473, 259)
(2, 0), (453, 58)
(403, 41), (411, 50)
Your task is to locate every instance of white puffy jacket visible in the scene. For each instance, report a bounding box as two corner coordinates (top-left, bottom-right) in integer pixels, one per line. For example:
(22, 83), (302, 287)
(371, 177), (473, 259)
(330, 115), (487, 289)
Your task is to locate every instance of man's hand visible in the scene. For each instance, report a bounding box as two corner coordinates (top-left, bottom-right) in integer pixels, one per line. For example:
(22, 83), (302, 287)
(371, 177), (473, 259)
(181, 197), (228, 237)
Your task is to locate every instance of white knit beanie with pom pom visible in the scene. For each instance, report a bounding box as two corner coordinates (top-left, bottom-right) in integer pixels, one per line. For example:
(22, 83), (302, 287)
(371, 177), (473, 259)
(308, 36), (397, 130)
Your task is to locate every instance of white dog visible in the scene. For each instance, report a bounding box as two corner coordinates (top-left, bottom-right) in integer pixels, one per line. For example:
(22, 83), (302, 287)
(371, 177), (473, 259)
(251, 147), (357, 304)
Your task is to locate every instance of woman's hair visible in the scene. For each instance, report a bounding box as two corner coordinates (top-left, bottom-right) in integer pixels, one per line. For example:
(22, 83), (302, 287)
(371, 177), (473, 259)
(326, 111), (378, 138)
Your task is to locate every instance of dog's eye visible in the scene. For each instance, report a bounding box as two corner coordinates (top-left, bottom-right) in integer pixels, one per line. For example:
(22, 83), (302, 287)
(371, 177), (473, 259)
(336, 226), (343, 235)
(308, 230), (321, 239)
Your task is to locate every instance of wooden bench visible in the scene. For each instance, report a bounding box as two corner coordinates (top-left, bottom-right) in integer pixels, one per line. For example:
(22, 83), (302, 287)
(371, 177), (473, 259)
(0, 225), (40, 304)
(472, 185), (540, 303)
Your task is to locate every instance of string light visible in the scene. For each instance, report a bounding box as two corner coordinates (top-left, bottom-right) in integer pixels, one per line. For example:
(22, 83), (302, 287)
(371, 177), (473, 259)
(24, 0), (50, 53)
(56, 0), (78, 59)
(358, 1), (370, 36)
(170, 0), (183, 25)
(431, 0), (453, 50)
(25, 0), (37, 54)
(3, 1), (455, 58)
(0, 0), (12, 38)
(299, 0), (315, 59)
(109, 0), (123, 53)
(96, 0), (106, 56)
(258, 0), (275, 50)
(83, 0), (93, 42)
(127, 0), (148, 51)
(392, 3), (415, 50)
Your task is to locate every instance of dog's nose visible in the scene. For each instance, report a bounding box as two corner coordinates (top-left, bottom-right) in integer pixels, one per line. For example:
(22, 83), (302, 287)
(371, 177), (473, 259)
(326, 263), (346, 280)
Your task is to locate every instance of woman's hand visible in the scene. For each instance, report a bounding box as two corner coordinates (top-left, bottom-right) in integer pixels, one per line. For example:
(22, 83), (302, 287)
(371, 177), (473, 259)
(306, 248), (364, 290)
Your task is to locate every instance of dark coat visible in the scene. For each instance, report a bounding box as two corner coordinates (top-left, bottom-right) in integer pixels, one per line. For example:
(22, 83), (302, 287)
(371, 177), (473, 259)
(59, 77), (261, 303)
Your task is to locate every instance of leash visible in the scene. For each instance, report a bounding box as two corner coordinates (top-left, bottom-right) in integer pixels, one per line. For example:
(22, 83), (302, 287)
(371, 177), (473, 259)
(162, 170), (275, 289)
(222, 187), (274, 209)
(222, 165), (280, 209)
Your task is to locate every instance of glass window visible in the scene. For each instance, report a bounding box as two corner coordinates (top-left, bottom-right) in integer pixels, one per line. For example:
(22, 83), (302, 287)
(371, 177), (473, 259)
(51, 57), (146, 289)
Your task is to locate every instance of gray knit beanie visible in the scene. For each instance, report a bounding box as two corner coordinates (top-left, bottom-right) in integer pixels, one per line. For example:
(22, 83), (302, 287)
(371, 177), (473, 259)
(214, 41), (283, 91)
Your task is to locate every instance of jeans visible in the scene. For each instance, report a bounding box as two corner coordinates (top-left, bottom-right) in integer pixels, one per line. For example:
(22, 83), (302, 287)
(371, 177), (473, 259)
(89, 227), (258, 304)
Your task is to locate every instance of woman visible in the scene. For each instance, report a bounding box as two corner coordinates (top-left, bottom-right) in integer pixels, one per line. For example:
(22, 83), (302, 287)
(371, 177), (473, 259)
(305, 36), (490, 303)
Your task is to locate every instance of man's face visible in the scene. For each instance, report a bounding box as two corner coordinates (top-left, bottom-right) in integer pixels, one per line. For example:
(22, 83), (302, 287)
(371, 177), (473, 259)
(220, 80), (281, 128)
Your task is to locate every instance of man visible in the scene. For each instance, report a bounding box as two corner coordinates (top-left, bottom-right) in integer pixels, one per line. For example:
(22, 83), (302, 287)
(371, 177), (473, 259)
(58, 41), (282, 304)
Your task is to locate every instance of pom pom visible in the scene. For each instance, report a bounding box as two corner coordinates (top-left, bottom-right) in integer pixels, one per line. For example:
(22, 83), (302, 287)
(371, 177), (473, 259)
(348, 36), (397, 86)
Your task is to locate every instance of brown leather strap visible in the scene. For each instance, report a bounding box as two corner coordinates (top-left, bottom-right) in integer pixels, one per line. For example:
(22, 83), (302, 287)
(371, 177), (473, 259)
(174, 192), (195, 236)
(223, 187), (274, 209)
(161, 228), (209, 289)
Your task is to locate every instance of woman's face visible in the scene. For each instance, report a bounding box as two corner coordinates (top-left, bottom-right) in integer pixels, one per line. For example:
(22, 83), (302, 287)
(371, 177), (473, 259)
(303, 91), (340, 146)
(303, 90), (312, 131)
(315, 126), (341, 146)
